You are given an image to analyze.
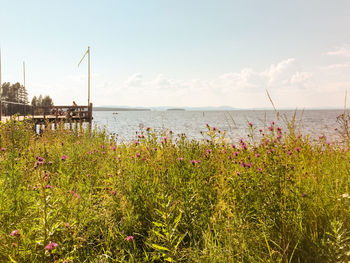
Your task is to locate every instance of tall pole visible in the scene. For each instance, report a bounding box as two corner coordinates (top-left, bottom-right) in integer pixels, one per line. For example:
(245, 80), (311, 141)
(23, 61), (25, 90)
(88, 46), (90, 106)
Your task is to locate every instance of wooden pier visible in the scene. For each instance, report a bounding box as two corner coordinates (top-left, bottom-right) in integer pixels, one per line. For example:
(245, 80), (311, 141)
(0, 102), (93, 126)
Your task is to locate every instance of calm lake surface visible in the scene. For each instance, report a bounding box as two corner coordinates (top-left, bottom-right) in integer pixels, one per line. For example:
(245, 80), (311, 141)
(92, 110), (344, 142)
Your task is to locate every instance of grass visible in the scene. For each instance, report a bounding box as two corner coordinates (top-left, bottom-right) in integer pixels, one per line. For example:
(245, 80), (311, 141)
(0, 116), (349, 262)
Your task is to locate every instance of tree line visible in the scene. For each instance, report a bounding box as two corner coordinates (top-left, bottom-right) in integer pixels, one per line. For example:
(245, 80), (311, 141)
(0, 82), (54, 115)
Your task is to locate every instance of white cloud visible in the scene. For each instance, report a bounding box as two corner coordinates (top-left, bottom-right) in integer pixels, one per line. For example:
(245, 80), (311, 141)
(327, 45), (350, 58)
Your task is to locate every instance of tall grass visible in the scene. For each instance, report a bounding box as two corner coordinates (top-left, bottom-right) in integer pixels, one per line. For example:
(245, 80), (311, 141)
(0, 116), (349, 262)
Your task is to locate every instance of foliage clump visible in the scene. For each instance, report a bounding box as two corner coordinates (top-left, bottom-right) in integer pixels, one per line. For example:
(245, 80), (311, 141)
(0, 118), (349, 262)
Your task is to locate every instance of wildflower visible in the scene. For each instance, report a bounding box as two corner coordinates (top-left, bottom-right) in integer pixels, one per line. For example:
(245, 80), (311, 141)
(100, 145), (104, 149)
(48, 161), (53, 165)
(190, 160), (200, 165)
(248, 121), (253, 127)
(271, 121), (275, 125)
(257, 167), (262, 172)
(61, 155), (68, 160)
(231, 144), (236, 148)
(1, 147), (6, 151)
(9, 229), (20, 237)
(110, 190), (117, 196)
(101, 152), (106, 155)
(125, 236), (134, 241)
(134, 141), (139, 146)
(268, 126), (274, 131)
(136, 153), (141, 158)
(287, 150), (292, 155)
(255, 154), (260, 158)
(112, 146), (117, 151)
(45, 185), (53, 189)
(146, 127), (151, 131)
(236, 171), (240, 176)
(177, 157), (184, 161)
(64, 223), (70, 228)
(45, 242), (59, 251)
(233, 152), (239, 157)
(295, 147), (301, 153)
(259, 129), (263, 133)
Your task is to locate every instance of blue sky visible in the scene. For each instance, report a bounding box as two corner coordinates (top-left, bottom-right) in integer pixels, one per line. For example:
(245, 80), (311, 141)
(1, 0), (350, 108)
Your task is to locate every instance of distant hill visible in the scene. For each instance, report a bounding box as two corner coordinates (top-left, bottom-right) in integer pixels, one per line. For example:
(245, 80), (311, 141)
(94, 107), (151, 111)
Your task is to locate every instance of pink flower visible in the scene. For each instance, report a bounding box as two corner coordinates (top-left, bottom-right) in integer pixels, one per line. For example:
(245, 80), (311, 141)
(248, 122), (253, 127)
(45, 185), (53, 189)
(136, 153), (141, 158)
(10, 229), (20, 237)
(177, 157), (184, 161)
(45, 242), (59, 250)
(1, 147), (6, 151)
(61, 155), (68, 160)
(295, 147), (301, 153)
(112, 146), (117, 151)
(255, 154), (260, 158)
(125, 235), (134, 241)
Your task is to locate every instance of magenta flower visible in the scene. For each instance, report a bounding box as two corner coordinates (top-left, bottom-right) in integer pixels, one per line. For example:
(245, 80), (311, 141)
(268, 126), (274, 131)
(248, 121), (253, 127)
(1, 147), (6, 151)
(45, 242), (59, 250)
(190, 160), (200, 165)
(125, 236), (134, 241)
(9, 229), (20, 237)
(45, 184), (53, 189)
(257, 168), (263, 172)
(136, 153), (141, 158)
(177, 157), (184, 161)
(255, 154), (260, 158)
(61, 155), (68, 160)
(112, 146), (117, 151)
(287, 150), (292, 155)
(295, 147), (301, 153)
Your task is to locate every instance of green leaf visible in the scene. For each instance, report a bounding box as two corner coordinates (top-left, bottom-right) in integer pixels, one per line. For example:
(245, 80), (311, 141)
(151, 244), (169, 251)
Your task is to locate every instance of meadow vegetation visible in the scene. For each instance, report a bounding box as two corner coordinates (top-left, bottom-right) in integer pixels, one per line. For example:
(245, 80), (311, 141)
(0, 115), (350, 262)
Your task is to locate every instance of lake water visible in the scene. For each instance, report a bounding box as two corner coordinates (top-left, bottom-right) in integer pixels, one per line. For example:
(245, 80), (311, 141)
(92, 110), (345, 142)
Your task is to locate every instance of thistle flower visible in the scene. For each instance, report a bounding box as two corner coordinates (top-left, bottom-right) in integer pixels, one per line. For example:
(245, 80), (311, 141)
(45, 242), (59, 251)
(125, 236), (134, 241)
(9, 229), (20, 237)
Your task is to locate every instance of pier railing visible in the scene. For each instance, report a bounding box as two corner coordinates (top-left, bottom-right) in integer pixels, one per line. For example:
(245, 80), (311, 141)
(0, 101), (93, 124)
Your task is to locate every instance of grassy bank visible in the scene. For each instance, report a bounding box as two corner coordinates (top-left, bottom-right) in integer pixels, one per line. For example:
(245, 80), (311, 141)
(0, 117), (349, 262)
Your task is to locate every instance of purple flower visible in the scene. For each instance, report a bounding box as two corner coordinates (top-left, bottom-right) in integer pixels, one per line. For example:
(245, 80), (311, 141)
(112, 146), (117, 151)
(287, 150), (292, 155)
(136, 153), (141, 158)
(125, 236), (134, 241)
(1, 147), (6, 151)
(45, 242), (59, 251)
(61, 155), (68, 160)
(190, 160), (201, 165)
(45, 185), (53, 189)
(257, 168), (262, 172)
(9, 229), (20, 237)
(295, 147), (301, 153)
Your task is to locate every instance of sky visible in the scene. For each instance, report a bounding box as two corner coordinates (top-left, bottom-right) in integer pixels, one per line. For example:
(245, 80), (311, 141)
(1, 0), (350, 108)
